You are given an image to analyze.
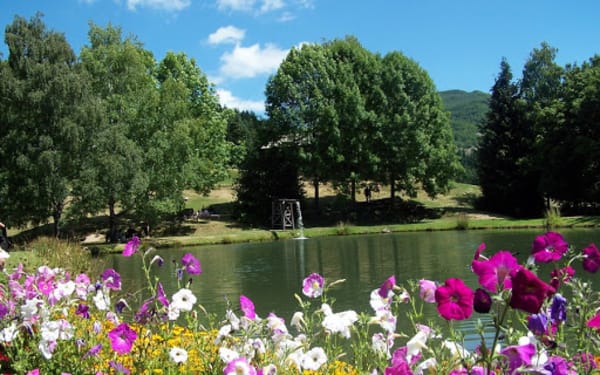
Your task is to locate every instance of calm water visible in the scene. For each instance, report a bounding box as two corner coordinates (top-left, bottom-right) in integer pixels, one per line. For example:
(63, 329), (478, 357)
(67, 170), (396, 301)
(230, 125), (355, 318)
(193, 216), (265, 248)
(107, 228), (600, 347)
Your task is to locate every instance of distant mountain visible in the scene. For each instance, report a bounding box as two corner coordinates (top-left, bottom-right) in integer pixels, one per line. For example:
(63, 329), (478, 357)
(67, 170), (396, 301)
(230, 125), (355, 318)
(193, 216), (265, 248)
(439, 89), (490, 150)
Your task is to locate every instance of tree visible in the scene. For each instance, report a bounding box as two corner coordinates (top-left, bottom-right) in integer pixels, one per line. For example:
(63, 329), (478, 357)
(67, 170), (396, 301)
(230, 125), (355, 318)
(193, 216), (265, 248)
(73, 23), (155, 241)
(541, 56), (600, 208)
(265, 43), (338, 211)
(375, 51), (459, 205)
(0, 14), (89, 237)
(477, 59), (544, 217)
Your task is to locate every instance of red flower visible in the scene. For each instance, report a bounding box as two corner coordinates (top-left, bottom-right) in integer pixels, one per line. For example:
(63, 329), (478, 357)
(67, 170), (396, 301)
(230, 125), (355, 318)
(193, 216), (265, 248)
(509, 267), (555, 314)
(435, 278), (474, 321)
(582, 243), (600, 273)
(531, 232), (568, 263)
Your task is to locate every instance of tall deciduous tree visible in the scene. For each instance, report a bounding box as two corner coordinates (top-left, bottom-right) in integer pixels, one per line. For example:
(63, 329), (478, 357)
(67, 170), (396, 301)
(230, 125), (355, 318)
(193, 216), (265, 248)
(73, 23), (155, 241)
(265, 43), (338, 210)
(376, 51), (459, 205)
(0, 14), (89, 236)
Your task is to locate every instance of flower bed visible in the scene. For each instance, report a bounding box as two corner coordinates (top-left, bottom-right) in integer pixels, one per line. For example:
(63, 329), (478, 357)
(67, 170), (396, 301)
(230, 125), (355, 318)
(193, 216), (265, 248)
(0, 231), (599, 374)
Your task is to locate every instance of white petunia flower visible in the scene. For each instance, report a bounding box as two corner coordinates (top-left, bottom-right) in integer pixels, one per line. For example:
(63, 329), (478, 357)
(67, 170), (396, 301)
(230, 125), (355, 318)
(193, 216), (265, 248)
(290, 311), (305, 332)
(167, 304), (180, 321)
(0, 323), (18, 343)
(171, 288), (197, 312)
(321, 304), (358, 339)
(219, 347), (240, 363)
(21, 298), (42, 321)
(301, 347), (327, 371)
(93, 289), (110, 311)
(169, 347), (188, 364)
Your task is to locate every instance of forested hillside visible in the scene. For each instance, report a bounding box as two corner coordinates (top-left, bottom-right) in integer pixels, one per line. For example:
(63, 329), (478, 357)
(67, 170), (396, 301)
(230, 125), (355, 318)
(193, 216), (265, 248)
(439, 89), (490, 183)
(439, 89), (490, 149)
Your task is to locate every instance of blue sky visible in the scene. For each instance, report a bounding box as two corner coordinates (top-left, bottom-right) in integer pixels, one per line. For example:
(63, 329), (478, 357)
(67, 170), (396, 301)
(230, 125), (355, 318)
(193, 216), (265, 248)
(1, 0), (599, 114)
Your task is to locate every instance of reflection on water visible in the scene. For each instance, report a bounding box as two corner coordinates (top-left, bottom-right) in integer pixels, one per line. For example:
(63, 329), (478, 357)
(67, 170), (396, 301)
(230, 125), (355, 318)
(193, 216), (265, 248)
(107, 228), (600, 349)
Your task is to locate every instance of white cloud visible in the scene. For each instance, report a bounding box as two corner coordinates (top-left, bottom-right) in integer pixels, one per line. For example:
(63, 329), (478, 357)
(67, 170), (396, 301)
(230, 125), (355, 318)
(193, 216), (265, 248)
(126, 0), (191, 11)
(277, 11), (295, 22)
(208, 26), (246, 45)
(217, 89), (264, 112)
(216, 0), (255, 12)
(220, 43), (288, 78)
(259, 0), (284, 13)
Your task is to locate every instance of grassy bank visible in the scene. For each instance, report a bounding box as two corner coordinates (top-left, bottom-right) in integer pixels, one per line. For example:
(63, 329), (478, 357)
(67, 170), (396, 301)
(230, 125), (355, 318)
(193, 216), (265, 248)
(8, 182), (600, 255)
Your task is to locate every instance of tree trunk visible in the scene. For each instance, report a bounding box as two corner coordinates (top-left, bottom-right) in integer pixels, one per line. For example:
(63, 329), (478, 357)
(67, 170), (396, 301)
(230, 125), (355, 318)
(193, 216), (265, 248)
(390, 175), (396, 208)
(52, 202), (63, 238)
(108, 197), (117, 243)
(351, 179), (356, 202)
(313, 178), (320, 212)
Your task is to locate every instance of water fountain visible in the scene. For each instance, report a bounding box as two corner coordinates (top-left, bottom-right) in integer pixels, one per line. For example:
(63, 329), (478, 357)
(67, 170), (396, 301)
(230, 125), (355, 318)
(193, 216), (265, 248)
(294, 200), (308, 240)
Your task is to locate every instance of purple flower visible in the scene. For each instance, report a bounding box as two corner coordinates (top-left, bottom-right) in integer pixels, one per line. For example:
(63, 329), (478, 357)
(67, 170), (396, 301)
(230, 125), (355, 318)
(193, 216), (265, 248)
(109, 361), (130, 374)
(83, 344), (102, 359)
(543, 356), (571, 375)
(550, 294), (567, 323)
(582, 243), (600, 273)
(528, 313), (548, 336)
(473, 288), (492, 314)
(240, 295), (256, 320)
(76, 304), (90, 319)
(101, 269), (122, 291)
(156, 282), (169, 307)
(0, 302), (9, 319)
(181, 253), (202, 275)
(302, 273), (324, 298)
(531, 232), (568, 263)
(378, 275), (396, 298)
(108, 323), (137, 355)
(500, 343), (535, 373)
(122, 236), (140, 257)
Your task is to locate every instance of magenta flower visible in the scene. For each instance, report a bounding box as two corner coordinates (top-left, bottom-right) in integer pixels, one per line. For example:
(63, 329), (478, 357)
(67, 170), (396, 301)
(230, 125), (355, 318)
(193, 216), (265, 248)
(108, 323), (137, 355)
(378, 275), (396, 298)
(418, 279), (437, 303)
(531, 232), (568, 263)
(223, 357), (257, 375)
(587, 312), (600, 331)
(302, 273), (324, 298)
(500, 343), (535, 373)
(509, 267), (555, 314)
(434, 278), (474, 321)
(101, 269), (122, 291)
(384, 362), (413, 375)
(582, 243), (600, 273)
(549, 265), (575, 290)
(240, 295), (256, 320)
(181, 253), (202, 275)
(122, 236), (140, 257)
(26, 370), (40, 375)
(471, 250), (519, 292)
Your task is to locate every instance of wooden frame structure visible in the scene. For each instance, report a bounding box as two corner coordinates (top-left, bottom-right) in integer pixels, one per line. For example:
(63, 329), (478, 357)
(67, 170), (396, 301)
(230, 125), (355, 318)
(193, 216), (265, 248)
(272, 199), (298, 229)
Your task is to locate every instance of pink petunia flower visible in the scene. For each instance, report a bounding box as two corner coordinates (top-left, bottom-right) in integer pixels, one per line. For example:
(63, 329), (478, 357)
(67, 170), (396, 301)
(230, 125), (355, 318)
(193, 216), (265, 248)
(434, 278), (474, 321)
(582, 243), (600, 273)
(122, 236), (140, 257)
(531, 232), (568, 263)
(587, 312), (600, 331)
(302, 273), (324, 298)
(471, 250), (519, 292)
(418, 279), (437, 303)
(181, 253), (202, 275)
(240, 295), (256, 320)
(108, 323), (137, 355)
(223, 357), (257, 375)
(509, 267), (555, 314)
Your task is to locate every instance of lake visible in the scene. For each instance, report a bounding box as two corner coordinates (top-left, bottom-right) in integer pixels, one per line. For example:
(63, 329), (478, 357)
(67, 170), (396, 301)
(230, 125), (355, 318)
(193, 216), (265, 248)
(106, 228), (600, 348)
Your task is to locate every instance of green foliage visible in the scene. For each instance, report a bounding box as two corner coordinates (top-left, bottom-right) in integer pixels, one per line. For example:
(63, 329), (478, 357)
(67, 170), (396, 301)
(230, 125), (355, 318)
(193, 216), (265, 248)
(439, 90), (489, 149)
